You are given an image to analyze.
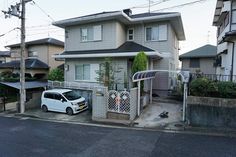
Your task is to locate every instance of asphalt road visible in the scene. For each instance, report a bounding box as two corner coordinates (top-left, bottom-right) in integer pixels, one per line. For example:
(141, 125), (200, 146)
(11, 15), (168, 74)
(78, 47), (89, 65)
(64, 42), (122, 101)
(0, 116), (236, 157)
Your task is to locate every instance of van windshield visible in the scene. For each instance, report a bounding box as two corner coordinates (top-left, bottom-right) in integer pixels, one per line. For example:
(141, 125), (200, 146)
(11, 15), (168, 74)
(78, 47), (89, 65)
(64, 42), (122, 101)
(62, 91), (81, 101)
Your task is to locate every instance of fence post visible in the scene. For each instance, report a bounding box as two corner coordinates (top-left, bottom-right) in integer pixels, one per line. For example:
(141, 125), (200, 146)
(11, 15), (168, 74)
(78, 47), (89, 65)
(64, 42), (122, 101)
(183, 82), (187, 122)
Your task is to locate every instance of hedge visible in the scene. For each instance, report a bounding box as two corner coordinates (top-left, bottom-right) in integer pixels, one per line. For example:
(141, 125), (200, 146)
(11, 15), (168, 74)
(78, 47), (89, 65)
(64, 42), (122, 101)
(190, 78), (236, 99)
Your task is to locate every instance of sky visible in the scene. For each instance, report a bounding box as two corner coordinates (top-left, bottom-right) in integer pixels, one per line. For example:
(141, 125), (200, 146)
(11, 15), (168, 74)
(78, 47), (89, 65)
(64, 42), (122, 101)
(0, 0), (217, 55)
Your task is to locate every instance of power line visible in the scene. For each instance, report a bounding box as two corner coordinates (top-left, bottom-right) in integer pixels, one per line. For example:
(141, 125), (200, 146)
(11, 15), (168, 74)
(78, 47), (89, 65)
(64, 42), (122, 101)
(0, 27), (19, 37)
(131, 0), (171, 9)
(152, 0), (208, 12)
(31, 0), (55, 21)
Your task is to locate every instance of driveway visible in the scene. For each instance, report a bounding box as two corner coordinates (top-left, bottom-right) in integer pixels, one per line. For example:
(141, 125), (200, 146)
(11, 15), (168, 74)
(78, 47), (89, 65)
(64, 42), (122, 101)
(22, 108), (92, 123)
(134, 99), (183, 129)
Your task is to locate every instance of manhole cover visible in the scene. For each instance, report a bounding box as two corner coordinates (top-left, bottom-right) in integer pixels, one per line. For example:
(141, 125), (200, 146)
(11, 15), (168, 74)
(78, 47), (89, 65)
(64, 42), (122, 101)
(174, 124), (184, 128)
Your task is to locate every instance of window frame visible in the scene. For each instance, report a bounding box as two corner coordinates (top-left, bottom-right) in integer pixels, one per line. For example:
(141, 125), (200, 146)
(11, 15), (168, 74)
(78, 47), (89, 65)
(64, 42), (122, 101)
(189, 58), (200, 68)
(80, 25), (102, 42)
(127, 28), (134, 41)
(75, 64), (91, 81)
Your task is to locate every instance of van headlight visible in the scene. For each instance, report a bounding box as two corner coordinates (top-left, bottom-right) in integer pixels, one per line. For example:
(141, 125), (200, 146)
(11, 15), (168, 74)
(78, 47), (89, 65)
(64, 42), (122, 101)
(71, 102), (78, 106)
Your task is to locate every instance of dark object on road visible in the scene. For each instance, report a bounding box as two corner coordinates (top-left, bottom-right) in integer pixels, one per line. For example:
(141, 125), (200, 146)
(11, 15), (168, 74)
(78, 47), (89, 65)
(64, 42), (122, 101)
(159, 111), (169, 118)
(152, 93), (159, 97)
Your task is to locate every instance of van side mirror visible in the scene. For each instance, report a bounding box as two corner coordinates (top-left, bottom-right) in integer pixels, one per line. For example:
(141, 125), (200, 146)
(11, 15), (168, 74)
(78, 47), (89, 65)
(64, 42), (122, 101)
(61, 99), (66, 102)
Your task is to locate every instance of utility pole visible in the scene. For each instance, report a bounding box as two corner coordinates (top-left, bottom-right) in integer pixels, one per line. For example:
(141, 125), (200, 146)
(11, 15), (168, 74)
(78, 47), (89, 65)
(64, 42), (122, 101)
(20, 0), (26, 113)
(2, 0), (31, 113)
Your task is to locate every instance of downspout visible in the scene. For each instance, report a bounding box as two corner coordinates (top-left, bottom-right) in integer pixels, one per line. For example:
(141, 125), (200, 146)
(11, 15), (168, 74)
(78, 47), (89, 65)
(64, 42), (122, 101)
(230, 41), (235, 81)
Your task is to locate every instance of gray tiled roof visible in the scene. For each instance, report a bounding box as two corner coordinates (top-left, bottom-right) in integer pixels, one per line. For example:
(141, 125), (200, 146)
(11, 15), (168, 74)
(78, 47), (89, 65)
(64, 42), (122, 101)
(0, 58), (49, 69)
(179, 44), (217, 60)
(6, 38), (64, 48)
(61, 41), (154, 55)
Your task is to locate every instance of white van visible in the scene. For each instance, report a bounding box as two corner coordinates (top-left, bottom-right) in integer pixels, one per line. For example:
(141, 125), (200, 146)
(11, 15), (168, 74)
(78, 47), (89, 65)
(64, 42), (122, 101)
(41, 89), (88, 115)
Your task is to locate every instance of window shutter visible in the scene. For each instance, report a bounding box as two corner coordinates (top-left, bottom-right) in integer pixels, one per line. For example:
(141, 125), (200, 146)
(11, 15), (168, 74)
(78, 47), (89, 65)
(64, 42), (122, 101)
(90, 64), (99, 82)
(158, 24), (167, 41)
(93, 25), (102, 41)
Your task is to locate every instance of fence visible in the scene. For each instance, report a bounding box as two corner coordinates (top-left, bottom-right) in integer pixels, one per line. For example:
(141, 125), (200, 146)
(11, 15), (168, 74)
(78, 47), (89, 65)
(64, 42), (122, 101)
(47, 80), (104, 90)
(92, 87), (138, 121)
(190, 73), (236, 82)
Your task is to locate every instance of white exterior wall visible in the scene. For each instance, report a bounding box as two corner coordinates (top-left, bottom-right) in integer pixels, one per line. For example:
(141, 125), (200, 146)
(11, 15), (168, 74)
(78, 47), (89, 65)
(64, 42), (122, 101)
(65, 58), (128, 86)
(65, 21), (127, 51)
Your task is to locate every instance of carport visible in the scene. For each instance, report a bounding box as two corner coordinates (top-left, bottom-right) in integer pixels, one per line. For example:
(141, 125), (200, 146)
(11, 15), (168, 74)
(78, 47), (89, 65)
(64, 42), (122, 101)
(0, 81), (47, 111)
(132, 70), (190, 121)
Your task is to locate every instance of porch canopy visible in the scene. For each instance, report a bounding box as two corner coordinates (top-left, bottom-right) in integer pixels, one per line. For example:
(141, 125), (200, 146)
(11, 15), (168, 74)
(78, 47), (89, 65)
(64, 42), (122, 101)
(0, 81), (48, 90)
(132, 70), (190, 121)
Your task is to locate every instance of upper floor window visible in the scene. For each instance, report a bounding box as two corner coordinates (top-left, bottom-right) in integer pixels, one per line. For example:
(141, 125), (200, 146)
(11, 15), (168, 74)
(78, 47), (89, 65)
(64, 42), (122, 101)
(190, 58), (200, 68)
(145, 24), (167, 41)
(28, 51), (38, 57)
(81, 25), (102, 42)
(127, 28), (134, 41)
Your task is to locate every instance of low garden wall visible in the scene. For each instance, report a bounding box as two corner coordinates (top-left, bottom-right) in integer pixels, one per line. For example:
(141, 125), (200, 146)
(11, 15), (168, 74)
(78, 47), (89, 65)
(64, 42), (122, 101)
(187, 96), (236, 128)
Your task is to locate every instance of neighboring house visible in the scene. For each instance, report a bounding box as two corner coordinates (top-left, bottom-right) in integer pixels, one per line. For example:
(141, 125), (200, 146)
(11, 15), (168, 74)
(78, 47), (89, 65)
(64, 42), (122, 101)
(53, 9), (185, 94)
(0, 58), (49, 79)
(5, 38), (64, 70)
(179, 45), (217, 74)
(213, 0), (236, 80)
(0, 51), (11, 64)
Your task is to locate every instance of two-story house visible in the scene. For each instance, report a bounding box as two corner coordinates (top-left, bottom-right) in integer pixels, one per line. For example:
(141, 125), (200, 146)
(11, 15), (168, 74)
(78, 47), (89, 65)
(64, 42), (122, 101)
(179, 45), (217, 74)
(0, 38), (64, 79)
(53, 9), (185, 95)
(213, 0), (236, 80)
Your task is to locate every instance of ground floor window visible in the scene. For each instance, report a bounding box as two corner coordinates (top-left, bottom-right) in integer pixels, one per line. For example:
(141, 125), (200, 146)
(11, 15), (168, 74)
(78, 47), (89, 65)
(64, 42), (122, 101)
(75, 64), (99, 82)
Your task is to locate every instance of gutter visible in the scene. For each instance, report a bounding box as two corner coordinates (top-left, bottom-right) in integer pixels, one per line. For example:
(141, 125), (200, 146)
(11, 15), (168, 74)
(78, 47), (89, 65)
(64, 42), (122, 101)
(52, 51), (163, 59)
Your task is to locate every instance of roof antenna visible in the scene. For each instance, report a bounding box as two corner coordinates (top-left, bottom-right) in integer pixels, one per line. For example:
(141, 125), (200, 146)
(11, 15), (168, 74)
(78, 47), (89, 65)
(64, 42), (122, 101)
(207, 31), (210, 44)
(148, 0), (154, 13)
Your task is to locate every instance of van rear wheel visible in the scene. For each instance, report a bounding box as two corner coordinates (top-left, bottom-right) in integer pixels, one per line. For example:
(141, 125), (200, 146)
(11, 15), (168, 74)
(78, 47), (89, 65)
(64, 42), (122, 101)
(42, 105), (48, 112)
(66, 107), (73, 115)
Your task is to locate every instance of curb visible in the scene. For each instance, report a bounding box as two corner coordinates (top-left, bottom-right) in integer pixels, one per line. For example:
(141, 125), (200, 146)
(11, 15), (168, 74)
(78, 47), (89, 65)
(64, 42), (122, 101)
(6, 112), (236, 138)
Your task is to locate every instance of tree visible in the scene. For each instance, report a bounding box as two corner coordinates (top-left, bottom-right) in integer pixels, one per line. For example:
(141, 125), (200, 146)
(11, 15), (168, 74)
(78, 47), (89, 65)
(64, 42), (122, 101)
(132, 51), (148, 92)
(96, 58), (122, 89)
(132, 51), (148, 74)
(48, 68), (64, 81)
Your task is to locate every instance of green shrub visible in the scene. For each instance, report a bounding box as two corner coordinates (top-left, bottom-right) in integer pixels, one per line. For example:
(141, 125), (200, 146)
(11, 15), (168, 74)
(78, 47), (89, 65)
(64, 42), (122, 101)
(132, 51), (148, 92)
(190, 77), (236, 99)
(217, 81), (236, 98)
(48, 68), (64, 82)
(190, 78), (217, 97)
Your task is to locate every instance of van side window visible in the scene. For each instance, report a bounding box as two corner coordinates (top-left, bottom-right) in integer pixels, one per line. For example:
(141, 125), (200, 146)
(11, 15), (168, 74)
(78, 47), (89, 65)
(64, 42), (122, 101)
(44, 93), (54, 99)
(54, 94), (63, 101)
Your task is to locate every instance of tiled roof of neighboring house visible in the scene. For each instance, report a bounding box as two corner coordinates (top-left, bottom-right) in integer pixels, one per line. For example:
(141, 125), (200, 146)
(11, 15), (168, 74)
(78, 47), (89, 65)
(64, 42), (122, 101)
(6, 38), (64, 48)
(0, 51), (11, 57)
(179, 44), (217, 60)
(0, 58), (49, 69)
(61, 41), (154, 55)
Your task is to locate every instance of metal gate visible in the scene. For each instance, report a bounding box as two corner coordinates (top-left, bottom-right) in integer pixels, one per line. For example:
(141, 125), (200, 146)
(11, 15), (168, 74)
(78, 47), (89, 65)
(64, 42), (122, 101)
(107, 90), (130, 114)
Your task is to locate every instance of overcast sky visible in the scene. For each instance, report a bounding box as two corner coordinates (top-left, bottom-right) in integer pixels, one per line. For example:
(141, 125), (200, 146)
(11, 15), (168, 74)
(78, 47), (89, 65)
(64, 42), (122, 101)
(0, 0), (217, 54)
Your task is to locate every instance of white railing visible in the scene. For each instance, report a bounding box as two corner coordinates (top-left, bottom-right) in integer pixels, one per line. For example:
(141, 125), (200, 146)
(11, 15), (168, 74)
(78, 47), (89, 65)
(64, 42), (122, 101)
(47, 80), (103, 90)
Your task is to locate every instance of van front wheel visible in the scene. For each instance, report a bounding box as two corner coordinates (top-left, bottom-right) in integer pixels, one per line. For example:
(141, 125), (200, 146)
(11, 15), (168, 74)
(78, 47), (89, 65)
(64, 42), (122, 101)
(66, 107), (73, 115)
(42, 105), (48, 112)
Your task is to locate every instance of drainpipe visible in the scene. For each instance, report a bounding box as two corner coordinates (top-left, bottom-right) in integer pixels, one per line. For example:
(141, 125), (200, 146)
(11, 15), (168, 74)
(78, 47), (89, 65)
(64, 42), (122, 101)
(230, 41), (235, 81)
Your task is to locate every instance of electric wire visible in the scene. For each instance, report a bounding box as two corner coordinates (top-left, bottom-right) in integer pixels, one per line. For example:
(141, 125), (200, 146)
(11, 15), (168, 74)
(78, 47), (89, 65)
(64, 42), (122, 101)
(151, 0), (209, 12)
(31, 0), (55, 21)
